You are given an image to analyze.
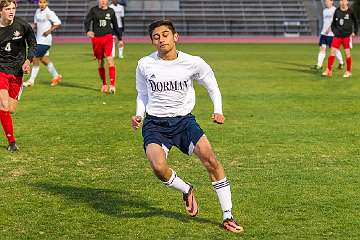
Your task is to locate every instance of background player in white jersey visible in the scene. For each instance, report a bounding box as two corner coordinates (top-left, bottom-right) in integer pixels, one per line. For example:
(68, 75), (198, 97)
(23, 0), (62, 87)
(314, 0), (344, 70)
(131, 19), (243, 234)
(109, 0), (125, 59)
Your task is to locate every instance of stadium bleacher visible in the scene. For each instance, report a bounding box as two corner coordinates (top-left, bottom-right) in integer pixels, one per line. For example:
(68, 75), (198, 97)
(16, 0), (317, 36)
(16, 0), (88, 36)
(126, 0), (313, 36)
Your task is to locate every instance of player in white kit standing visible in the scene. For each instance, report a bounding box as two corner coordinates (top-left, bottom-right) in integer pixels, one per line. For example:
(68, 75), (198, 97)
(23, 0), (62, 87)
(109, 0), (125, 59)
(131, 19), (244, 234)
(314, 0), (344, 70)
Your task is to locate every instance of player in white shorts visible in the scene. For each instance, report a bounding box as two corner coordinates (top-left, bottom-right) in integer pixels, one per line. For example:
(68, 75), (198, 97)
(131, 19), (244, 234)
(23, 0), (62, 87)
(109, 0), (125, 59)
(314, 0), (344, 70)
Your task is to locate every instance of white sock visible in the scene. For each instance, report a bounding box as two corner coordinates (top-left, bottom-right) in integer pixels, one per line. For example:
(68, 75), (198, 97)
(28, 65), (40, 82)
(47, 62), (59, 78)
(112, 40), (116, 57)
(212, 177), (233, 220)
(335, 50), (344, 64)
(317, 52), (326, 67)
(163, 169), (190, 194)
(118, 47), (124, 58)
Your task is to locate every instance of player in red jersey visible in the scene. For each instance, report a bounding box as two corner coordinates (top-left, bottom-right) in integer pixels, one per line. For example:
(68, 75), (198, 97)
(84, 0), (121, 94)
(0, 0), (37, 151)
(323, 0), (358, 78)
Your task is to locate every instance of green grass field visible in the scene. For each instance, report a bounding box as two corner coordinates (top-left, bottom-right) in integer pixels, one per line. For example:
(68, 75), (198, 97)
(1, 43), (360, 239)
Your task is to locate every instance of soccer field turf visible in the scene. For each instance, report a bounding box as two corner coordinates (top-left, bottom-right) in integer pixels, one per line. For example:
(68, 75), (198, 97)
(0, 43), (359, 239)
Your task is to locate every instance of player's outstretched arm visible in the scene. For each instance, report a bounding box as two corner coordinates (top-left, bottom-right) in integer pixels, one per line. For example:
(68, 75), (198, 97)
(195, 57), (224, 123)
(131, 116), (143, 129)
(212, 113), (225, 124)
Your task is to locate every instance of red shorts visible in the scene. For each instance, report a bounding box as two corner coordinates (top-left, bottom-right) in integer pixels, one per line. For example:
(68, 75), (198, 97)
(0, 72), (23, 100)
(91, 34), (113, 59)
(331, 37), (351, 49)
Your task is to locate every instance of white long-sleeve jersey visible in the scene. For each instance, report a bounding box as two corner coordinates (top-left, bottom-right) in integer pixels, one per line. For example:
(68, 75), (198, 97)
(135, 51), (223, 118)
(321, 6), (336, 36)
(109, 4), (124, 28)
(34, 7), (61, 45)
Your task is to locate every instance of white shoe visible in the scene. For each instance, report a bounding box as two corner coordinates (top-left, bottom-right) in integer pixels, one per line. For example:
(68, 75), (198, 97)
(101, 84), (108, 93)
(322, 69), (332, 77)
(343, 71), (352, 78)
(109, 85), (116, 94)
(23, 81), (34, 87)
(119, 55), (124, 59)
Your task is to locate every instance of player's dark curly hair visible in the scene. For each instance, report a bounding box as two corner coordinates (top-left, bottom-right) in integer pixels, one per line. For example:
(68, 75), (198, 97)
(148, 19), (177, 40)
(0, 0), (16, 10)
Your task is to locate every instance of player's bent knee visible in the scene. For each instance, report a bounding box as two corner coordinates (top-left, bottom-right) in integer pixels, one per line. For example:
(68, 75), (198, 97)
(8, 107), (16, 114)
(41, 59), (49, 65)
(344, 50), (351, 58)
(32, 58), (40, 65)
(0, 99), (10, 111)
(8, 99), (18, 113)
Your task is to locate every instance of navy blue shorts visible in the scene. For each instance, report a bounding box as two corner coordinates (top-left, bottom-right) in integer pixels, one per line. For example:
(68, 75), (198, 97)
(142, 113), (204, 155)
(113, 28), (124, 40)
(35, 44), (51, 57)
(319, 35), (333, 48)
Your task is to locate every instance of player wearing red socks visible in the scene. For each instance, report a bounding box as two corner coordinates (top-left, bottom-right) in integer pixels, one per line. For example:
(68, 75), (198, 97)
(323, 0), (358, 78)
(0, 0), (36, 152)
(84, 0), (121, 94)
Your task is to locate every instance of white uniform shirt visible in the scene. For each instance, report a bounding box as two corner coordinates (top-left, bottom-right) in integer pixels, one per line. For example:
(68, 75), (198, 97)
(109, 4), (124, 28)
(136, 51), (223, 118)
(321, 6), (336, 36)
(34, 7), (61, 45)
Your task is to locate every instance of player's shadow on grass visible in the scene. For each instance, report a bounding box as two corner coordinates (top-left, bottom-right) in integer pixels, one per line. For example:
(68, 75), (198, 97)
(267, 60), (322, 76)
(271, 60), (320, 74)
(39, 81), (99, 92)
(269, 60), (312, 69)
(278, 66), (319, 75)
(31, 182), (218, 226)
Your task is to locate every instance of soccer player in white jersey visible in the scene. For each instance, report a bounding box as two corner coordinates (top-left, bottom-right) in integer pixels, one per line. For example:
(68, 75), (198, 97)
(109, 0), (125, 59)
(23, 0), (62, 87)
(314, 0), (344, 70)
(131, 20), (243, 234)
